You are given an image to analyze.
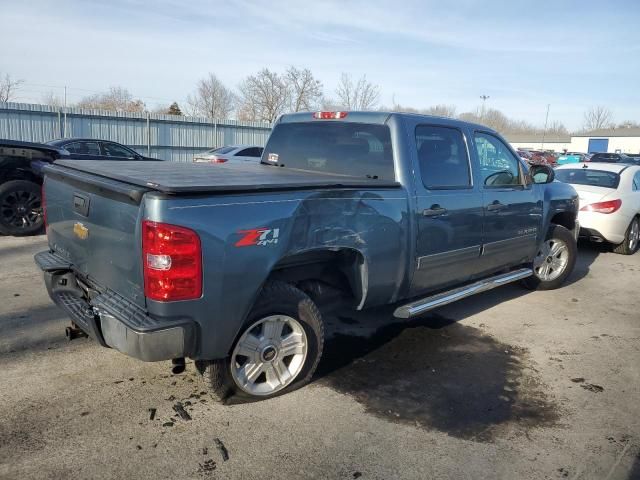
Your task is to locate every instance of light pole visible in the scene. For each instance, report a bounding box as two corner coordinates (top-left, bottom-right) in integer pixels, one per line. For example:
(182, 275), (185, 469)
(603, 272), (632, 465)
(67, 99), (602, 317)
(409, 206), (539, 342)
(480, 95), (490, 120)
(541, 103), (550, 150)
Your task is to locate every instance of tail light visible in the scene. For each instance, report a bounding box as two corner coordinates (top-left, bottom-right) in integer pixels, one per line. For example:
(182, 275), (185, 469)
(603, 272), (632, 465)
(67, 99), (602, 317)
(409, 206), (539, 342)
(142, 220), (202, 301)
(312, 111), (348, 119)
(580, 199), (622, 214)
(210, 157), (228, 164)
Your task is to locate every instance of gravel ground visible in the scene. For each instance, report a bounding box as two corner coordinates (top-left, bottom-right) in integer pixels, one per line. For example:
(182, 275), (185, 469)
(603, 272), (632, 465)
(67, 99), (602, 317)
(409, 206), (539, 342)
(0, 235), (638, 480)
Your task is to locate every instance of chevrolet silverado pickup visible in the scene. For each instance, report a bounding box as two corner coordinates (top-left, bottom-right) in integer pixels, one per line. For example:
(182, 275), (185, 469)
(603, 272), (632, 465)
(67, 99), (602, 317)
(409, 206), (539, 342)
(35, 111), (579, 402)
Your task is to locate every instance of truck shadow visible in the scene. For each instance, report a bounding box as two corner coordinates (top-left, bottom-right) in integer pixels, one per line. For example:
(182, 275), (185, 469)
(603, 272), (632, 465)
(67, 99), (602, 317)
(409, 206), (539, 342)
(312, 245), (605, 441)
(315, 308), (560, 442)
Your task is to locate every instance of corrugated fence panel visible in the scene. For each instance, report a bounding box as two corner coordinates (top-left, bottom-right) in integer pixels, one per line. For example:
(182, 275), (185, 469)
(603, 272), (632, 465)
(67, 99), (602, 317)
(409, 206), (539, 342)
(0, 102), (272, 161)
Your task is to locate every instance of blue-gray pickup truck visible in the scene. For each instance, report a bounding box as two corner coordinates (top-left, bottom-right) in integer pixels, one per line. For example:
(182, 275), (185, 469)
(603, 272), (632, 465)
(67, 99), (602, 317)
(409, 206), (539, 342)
(35, 111), (579, 402)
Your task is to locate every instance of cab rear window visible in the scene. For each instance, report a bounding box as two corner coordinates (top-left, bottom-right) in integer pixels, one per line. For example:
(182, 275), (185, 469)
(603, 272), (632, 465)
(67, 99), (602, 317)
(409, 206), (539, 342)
(262, 122), (394, 180)
(555, 169), (620, 189)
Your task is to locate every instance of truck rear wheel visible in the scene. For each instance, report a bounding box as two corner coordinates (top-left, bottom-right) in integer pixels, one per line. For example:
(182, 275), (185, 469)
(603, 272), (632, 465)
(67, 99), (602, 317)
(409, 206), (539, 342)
(196, 281), (324, 403)
(0, 180), (44, 236)
(522, 224), (577, 291)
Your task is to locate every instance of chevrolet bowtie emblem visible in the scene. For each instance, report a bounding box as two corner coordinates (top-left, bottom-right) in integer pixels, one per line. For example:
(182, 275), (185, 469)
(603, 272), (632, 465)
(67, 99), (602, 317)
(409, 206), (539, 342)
(73, 222), (89, 240)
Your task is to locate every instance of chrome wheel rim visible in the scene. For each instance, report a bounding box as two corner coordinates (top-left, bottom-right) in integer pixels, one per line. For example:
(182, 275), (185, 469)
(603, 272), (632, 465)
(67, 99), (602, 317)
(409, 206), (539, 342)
(534, 238), (569, 282)
(629, 219), (639, 251)
(230, 315), (308, 396)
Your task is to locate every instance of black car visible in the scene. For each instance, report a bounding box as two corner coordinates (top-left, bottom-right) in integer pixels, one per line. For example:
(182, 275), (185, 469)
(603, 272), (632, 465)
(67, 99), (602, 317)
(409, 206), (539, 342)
(46, 138), (155, 161)
(590, 152), (640, 165)
(0, 138), (159, 236)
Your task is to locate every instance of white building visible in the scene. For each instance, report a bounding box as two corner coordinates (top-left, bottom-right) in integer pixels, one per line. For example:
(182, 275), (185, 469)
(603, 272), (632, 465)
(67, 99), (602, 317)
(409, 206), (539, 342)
(506, 128), (640, 154)
(507, 133), (572, 152)
(570, 128), (640, 154)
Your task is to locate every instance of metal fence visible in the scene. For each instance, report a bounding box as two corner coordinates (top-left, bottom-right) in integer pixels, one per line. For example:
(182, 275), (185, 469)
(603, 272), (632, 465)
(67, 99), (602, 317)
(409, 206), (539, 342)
(0, 102), (273, 162)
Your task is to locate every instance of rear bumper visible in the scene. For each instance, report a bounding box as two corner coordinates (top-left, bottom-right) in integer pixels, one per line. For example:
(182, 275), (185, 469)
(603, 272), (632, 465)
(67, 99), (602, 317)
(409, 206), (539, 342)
(35, 251), (195, 362)
(577, 211), (627, 244)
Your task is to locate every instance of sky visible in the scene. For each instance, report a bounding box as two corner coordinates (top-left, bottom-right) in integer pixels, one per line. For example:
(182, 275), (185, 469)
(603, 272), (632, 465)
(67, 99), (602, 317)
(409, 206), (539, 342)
(1, 0), (639, 131)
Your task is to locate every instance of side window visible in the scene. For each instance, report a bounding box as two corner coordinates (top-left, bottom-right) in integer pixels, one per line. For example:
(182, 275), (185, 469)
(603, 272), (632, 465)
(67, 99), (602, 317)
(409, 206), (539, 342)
(64, 142), (80, 154)
(70, 141), (100, 155)
(415, 125), (471, 189)
(633, 171), (640, 191)
(103, 142), (135, 157)
(473, 132), (522, 187)
(236, 147), (262, 157)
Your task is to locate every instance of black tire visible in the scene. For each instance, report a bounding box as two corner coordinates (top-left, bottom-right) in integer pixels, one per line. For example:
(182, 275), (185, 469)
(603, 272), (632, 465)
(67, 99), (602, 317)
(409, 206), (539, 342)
(196, 281), (324, 403)
(612, 217), (640, 255)
(522, 224), (577, 291)
(0, 180), (44, 236)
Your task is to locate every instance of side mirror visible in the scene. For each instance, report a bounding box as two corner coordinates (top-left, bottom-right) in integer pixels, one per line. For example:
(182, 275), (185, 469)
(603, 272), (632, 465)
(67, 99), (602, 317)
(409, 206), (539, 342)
(530, 164), (555, 184)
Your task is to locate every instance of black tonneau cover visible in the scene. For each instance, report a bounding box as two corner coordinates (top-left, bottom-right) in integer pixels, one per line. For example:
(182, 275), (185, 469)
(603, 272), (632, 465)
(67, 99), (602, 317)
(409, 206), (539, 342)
(51, 160), (400, 194)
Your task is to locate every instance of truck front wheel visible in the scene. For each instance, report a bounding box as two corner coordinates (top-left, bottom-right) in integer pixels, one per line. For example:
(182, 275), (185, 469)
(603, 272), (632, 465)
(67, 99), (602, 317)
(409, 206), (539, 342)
(522, 224), (577, 291)
(196, 281), (324, 403)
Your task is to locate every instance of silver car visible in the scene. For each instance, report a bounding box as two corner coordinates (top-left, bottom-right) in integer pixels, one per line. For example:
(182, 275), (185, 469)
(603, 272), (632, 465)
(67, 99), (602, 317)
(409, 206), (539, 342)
(193, 145), (263, 164)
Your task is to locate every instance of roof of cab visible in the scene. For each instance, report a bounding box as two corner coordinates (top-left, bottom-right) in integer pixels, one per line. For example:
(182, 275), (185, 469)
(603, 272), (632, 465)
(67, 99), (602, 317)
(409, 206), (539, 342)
(278, 111), (496, 134)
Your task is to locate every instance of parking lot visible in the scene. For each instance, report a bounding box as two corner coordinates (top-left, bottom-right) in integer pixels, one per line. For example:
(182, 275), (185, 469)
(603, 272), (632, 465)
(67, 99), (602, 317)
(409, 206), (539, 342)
(0, 234), (638, 480)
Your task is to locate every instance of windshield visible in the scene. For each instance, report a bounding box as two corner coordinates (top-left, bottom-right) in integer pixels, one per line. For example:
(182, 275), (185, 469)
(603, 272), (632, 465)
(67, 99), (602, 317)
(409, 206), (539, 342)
(262, 122), (394, 180)
(555, 168), (620, 189)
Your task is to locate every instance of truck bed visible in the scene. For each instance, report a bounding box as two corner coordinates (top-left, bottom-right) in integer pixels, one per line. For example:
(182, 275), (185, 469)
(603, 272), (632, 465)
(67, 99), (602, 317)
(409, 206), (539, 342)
(52, 160), (400, 194)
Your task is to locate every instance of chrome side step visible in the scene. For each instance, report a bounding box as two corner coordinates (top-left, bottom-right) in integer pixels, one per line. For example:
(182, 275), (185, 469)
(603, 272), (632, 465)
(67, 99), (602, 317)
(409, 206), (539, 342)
(393, 268), (533, 319)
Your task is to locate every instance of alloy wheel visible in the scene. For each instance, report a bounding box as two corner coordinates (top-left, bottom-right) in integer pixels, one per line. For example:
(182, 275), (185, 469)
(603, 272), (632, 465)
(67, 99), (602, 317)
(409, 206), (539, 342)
(534, 238), (569, 282)
(230, 315), (308, 396)
(0, 190), (42, 229)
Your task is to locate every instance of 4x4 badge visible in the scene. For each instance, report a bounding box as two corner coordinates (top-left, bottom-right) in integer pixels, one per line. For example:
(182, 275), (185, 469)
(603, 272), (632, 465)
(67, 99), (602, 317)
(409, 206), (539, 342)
(235, 228), (279, 247)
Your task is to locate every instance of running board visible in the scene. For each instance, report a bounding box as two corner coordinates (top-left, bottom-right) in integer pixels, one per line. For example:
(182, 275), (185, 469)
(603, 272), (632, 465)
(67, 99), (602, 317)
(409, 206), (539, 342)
(393, 268), (533, 319)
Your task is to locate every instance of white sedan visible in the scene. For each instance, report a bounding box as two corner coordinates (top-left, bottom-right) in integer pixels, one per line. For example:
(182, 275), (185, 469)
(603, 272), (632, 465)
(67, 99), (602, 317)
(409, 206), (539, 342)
(193, 145), (263, 164)
(555, 163), (640, 254)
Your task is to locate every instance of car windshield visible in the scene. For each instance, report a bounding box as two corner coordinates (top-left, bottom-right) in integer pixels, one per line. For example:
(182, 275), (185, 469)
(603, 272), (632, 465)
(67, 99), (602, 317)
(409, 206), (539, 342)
(555, 168), (620, 189)
(262, 122), (394, 179)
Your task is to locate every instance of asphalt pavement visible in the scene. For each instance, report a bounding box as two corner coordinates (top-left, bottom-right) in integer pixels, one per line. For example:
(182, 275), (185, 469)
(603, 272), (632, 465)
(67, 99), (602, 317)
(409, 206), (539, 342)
(0, 235), (638, 479)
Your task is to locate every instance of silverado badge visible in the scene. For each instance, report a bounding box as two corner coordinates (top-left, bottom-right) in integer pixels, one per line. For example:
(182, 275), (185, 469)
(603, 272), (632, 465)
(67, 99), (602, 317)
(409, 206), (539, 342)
(73, 222), (89, 240)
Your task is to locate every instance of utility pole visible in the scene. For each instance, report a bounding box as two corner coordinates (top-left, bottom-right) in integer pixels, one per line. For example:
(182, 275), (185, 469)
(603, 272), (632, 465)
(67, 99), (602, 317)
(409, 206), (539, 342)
(63, 86), (68, 138)
(480, 95), (490, 119)
(541, 103), (550, 150)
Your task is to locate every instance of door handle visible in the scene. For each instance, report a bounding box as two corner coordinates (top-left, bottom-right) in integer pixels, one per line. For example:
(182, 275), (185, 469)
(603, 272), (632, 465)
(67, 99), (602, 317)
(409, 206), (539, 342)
(486, 201), (506, 212)
(423, 205), (448, 217)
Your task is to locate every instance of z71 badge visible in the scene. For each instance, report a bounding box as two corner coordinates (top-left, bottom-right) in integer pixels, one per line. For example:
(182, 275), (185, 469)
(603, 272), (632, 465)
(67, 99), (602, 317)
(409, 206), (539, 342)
(235, 228), (280, 247)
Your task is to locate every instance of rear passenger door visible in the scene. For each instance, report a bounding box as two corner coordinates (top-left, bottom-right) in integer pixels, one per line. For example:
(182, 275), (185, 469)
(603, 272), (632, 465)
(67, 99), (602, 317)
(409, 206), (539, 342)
(410, 125), (485, 295)
(472, 131), (542, 270)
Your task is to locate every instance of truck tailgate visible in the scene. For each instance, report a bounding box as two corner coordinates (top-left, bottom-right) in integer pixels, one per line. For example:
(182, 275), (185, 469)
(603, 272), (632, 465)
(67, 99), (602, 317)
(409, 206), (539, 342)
(44, 166), (147, 308)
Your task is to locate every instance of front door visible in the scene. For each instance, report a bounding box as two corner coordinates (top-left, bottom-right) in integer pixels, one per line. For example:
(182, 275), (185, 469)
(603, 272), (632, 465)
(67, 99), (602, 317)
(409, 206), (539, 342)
(472, 131), (542, 271)
(410, 125), (485, 295)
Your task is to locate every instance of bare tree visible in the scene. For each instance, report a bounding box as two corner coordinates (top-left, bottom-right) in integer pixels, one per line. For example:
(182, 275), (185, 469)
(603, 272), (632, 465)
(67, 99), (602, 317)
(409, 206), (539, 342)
(41, 91), (64, 108)
(0, 73), (24, 102)
(422, 104), (457, 118)
(583, 106), (613, 131)
(238, 69), (290, 122)
(546, 120), (568, 135)
(285, 67), (323, 112)
(186, 74), (235, 119)
(335, 73), (380, 110)
(77, 86), (145, 112)
(617, 120), (640, 129)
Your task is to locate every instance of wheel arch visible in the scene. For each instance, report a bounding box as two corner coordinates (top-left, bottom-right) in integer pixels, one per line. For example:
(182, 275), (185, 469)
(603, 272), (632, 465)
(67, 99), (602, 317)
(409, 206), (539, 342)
(266, 247), (369, 309)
